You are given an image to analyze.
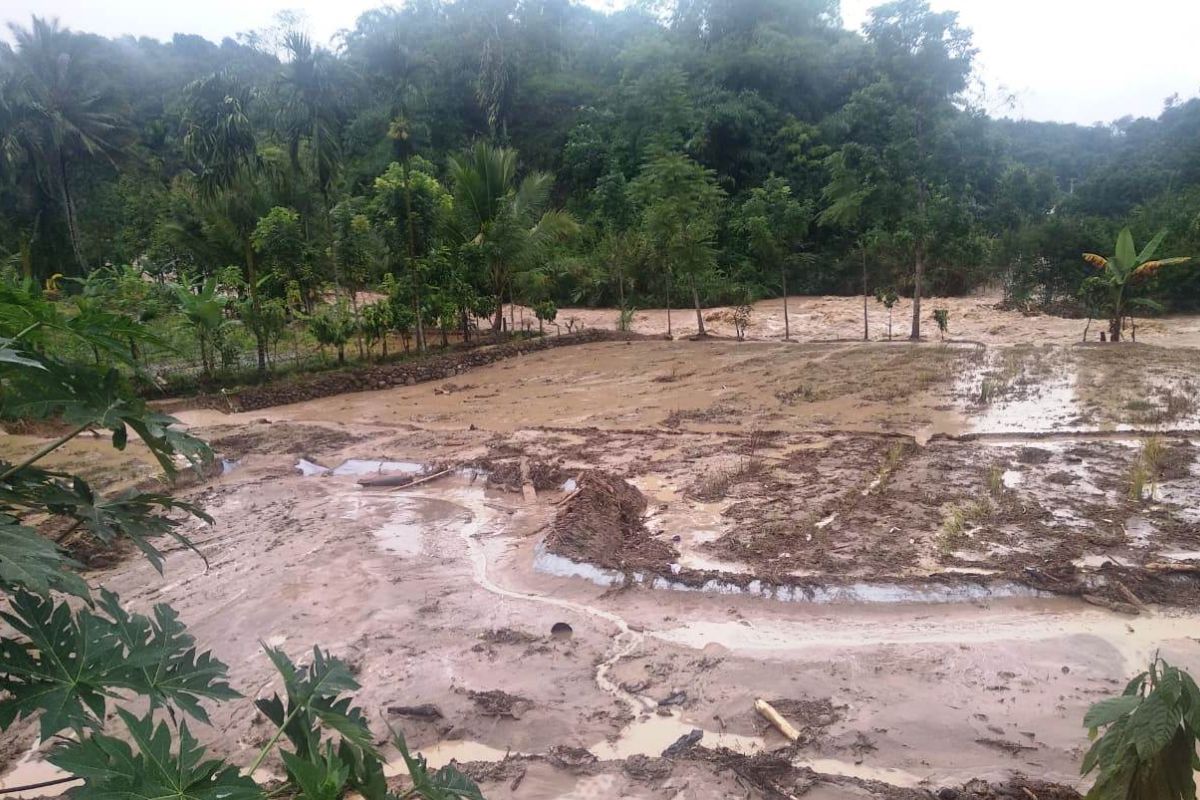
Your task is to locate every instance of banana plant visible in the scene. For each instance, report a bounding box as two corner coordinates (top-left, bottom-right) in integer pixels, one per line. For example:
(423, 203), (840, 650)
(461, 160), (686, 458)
(1082, 228), (1191, 342)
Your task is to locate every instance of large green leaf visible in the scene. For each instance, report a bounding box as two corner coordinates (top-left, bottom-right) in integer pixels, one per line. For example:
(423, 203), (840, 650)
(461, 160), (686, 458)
(49, 710), (262, 800)
(1114, 227), (1137, 272)
(0, 591), (236, 739)
(281, 744), (349, 800)
(0, 466), (212, 573)
(0, 338), (45, 370)
(95, 589), (240, 722)
(1136, 229), (1168, 265)
(1126, 690), (1181, 760)
(256, 646), (377, 762)
(1084, 695), (1141, 730)
(0, 515), (88, 598)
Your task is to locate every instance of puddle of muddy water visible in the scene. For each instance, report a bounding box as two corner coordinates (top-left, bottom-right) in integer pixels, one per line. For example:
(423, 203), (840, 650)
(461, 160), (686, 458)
(649, 605), (1200, 673)
(535, 544), (1041, 604)
(332, 459), (424, 477)
(296, 458), (330, 476)
(0, 746), (74, 800)
(588, 712), (762, 760)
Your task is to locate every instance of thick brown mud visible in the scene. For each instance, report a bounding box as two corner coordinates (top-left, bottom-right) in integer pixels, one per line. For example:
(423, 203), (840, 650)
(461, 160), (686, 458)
(6, 298), (1200, 798)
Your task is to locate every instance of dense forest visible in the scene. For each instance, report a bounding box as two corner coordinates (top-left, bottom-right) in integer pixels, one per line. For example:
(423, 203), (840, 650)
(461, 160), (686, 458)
(2, 0), (1200, 361)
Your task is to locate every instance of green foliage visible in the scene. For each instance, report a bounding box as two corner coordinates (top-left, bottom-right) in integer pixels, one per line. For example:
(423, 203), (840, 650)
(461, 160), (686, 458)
(0, 247), (483, 800)
(0, 589), (237, 738)
(1082, 658), (1200, 800)
(50, 710), (263, 800)
(932, 308), (949, 339)
(1082, 228), (1193, 340)
(309, 302), (357, 364)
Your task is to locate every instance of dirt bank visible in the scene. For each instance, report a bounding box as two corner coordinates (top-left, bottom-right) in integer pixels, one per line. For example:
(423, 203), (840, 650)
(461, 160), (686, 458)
(181, 329), (649, 413)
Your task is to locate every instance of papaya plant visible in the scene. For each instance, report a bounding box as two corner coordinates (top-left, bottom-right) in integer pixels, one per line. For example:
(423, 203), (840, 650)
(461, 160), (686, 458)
(0, 280), (484, 800)
(1082, 228), (1192, 342)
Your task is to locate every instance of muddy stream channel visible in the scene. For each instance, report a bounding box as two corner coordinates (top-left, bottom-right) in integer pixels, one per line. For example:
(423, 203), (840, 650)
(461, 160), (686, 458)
(323, 461), (1200, 790)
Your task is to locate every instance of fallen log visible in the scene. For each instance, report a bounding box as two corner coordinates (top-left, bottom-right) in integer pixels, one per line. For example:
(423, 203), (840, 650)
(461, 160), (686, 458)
(754, 698), (801, 742)
(383, 468), (454, 491)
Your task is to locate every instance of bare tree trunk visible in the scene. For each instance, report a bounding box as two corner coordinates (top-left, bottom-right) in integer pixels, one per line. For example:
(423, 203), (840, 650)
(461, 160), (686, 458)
(401, 159), (426, 353)
(245, 240), (267, 376)
(666, 271), (673, 338)
(910, 239), (925, 341)
(862, 245), (869, 341)
(691, 279), (706, 336)
(781, 266), (790, 341)
(350, 290), (364, 360)
(57, 152), (87, 274)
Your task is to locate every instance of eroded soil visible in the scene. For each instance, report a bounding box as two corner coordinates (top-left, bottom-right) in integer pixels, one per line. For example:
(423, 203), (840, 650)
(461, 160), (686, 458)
(4, 296), (1200, 799)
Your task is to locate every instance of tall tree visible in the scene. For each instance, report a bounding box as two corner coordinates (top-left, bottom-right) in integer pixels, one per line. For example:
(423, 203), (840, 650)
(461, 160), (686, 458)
(3, 17), (131, 274)
(447, 142), (577, 330)
(855, 0), (975, 339)
(630, 150), (726, 336)
(733, 175), (811, 340)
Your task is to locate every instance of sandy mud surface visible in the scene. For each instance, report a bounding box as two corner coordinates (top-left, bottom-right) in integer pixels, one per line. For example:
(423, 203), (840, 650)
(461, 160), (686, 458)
(4, 296), (1200, 799)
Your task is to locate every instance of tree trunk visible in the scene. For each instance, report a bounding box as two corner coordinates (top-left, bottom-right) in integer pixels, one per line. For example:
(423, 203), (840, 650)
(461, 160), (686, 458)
(1109, 315), (1122, 342)
(337, 344), (345, 365)
(862, 245), (869, 341)
(350, 290), (365, 360)
(666, 271), (673, 338)
(245, 240), (268, 375)
(781, 266), (790, 341)
(57, 151), (87, 274)
(910, 239), (925, 341)
(509, 282), (516, 331)
(691, 279), (706, 336)
(401, 159), (426, 353)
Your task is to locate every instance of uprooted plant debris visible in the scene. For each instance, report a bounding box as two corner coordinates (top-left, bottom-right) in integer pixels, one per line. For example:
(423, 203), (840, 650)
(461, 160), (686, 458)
(544, 470), (678, 572)
(472, 456), (570, 493)
(467, 689), (534, 719)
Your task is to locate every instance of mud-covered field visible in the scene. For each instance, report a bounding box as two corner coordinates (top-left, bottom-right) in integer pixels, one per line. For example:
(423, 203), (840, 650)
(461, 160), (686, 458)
(4, 296), (1200, 799)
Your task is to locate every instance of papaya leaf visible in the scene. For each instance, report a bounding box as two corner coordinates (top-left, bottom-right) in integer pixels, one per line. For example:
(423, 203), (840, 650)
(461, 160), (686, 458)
(95, 589), (240, 722)
(0, 515), (88, 598)
(50, 710), (262, 800)
(0, 591), (235, 739)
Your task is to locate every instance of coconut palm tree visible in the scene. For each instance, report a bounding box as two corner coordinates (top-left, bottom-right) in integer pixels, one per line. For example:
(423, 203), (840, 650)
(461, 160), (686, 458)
(1082, 228), (1192, 342)
(3, 17), (131, 274)
(447, 143), (577, 331)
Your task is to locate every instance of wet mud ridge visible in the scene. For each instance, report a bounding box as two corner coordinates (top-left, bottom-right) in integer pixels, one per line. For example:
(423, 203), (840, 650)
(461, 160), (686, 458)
(538, 466), (1200, 609)
(179, 329), (650, 413)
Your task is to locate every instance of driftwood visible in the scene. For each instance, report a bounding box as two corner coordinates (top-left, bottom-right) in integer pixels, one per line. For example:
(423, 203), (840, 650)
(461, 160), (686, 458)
(754, 698), (801, 742)
(1081, 593), (1140, 616)
(386, 468), (454, 491)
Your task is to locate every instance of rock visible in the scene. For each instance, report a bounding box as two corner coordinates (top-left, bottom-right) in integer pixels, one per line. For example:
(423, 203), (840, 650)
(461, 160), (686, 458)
(662, 729), (703, 758)
(386, 704), (443, 720)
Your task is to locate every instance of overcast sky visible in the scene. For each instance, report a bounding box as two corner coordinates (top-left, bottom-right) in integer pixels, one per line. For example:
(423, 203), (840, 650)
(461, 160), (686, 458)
(4, 0), (1198, 126)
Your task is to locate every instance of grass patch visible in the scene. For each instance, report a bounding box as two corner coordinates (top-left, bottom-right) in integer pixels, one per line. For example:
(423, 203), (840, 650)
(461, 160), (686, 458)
(937, 498), (993, 553)
(1128, 436), (1165, 502)
(692, 457), (768, 501)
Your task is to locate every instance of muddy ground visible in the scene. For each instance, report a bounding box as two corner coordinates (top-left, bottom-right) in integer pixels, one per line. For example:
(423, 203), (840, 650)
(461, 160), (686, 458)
(3, 296), (1200, 799)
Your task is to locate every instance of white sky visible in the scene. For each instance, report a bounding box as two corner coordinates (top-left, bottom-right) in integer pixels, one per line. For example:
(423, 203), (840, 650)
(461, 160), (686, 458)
(3, 0), (1198, 126)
